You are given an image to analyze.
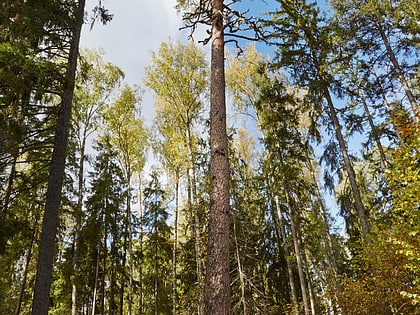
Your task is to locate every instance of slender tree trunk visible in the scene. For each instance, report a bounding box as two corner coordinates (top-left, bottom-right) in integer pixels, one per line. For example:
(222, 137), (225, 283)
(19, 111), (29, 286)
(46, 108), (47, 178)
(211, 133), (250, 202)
(373, 19), (419, 116)
(138, 175), (144, 315)
(127, 173), (133, 315)
(100, 235), (106, 315)
(118, 164), (132, 315)
(350, 66), (388, 168)
(306, 161), (337, 270)
(301, 247), (317, 315)
(1, 90), (28, 221)
(154, 210), (158, 315)
(306, 265), (317, 315)
(172, 171), (179, 315)
(232, 217), (247, 314)
(308, 161), (346, 315)
(16, 220), (38, 315)
(1, 152), (18, 216)
(323, 87), (371, 244)
(31, 1), (85, 313)
(109, 197), (119, 315)
(91, 244), (101, 315)
(307, 160), (348, 314)
(120, 233), (127, 315)
(187, 127), (204, 315)
(205, 0), (230, 314)
(109, 243), (117, 314)
(186, 168), (201, 313)
(72, 131), (87, 315)
(369, 64), (393, 113)
(370, 64), (403, 140)
(274, 195), (299, 315)
(285, 191), (311, 315)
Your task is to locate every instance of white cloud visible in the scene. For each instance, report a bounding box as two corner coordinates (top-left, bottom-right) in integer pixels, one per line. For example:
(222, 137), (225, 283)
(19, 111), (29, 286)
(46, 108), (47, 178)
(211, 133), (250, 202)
(79, 0), (212, 125)
(80, 0), (188, 122)
(81, 0), (183, 83)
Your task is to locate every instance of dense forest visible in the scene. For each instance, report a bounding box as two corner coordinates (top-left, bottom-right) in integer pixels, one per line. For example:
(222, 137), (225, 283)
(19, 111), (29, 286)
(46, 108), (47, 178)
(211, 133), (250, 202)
(0, 0), (419, 314)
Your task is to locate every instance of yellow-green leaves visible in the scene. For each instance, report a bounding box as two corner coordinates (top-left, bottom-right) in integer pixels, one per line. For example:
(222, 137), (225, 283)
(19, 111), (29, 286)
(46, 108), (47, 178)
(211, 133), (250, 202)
(102, 84), (148, 178)
(226, 44), (266, 116)
(144, 40), (208, 174)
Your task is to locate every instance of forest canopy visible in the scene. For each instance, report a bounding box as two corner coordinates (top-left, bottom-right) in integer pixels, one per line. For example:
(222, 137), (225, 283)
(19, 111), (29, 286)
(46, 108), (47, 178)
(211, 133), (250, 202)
(0, 0), (419, 314)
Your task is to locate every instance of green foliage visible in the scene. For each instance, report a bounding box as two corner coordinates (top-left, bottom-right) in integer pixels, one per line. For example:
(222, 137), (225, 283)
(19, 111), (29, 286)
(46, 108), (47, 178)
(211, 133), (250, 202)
(230, 130), (280, 314)
(72, 48), (124, 137)
(1, 0), (419, 313)
(144, 39), (208, 174)
(385, 112), (420, 306)
(77, 137), (127, 313)
(226, 44), (266, 116)
(337, 113), (420, 313)
(0, 0), (73, 164)
(338, 232), (419, 314)
(102, 84), (148, 178)
(142, 172), (173, 314)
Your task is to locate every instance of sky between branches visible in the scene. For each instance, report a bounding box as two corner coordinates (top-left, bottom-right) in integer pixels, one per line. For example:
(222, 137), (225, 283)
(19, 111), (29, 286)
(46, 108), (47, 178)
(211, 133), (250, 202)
(80, 0), (186, 121)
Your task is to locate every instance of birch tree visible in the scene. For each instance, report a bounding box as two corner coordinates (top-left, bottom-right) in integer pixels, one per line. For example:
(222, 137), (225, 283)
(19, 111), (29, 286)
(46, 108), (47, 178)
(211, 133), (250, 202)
(145, 39), (209, 314)
(102, 84), (148, 315)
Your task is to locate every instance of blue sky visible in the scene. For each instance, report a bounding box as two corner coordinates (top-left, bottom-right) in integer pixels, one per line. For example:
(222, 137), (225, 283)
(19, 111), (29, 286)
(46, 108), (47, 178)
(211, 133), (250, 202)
(80, 0), (186, 122)
(79, 0), (278, 124)
(79, 0), (346, 231)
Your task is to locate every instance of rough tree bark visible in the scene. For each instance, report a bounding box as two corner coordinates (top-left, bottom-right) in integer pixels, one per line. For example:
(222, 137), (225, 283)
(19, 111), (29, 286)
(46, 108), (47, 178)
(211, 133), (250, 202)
(31, 1), (85, 314)
(204, 0), (231, 314)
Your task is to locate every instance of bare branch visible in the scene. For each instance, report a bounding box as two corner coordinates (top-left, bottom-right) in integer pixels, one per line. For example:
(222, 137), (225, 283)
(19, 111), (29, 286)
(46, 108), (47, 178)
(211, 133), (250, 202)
(178, 0), (267, 46)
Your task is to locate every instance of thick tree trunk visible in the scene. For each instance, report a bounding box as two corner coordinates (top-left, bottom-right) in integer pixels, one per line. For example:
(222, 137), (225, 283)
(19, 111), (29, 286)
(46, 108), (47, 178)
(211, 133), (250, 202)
(31, 1), (85, 314)
(205, 0), (231, 314)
